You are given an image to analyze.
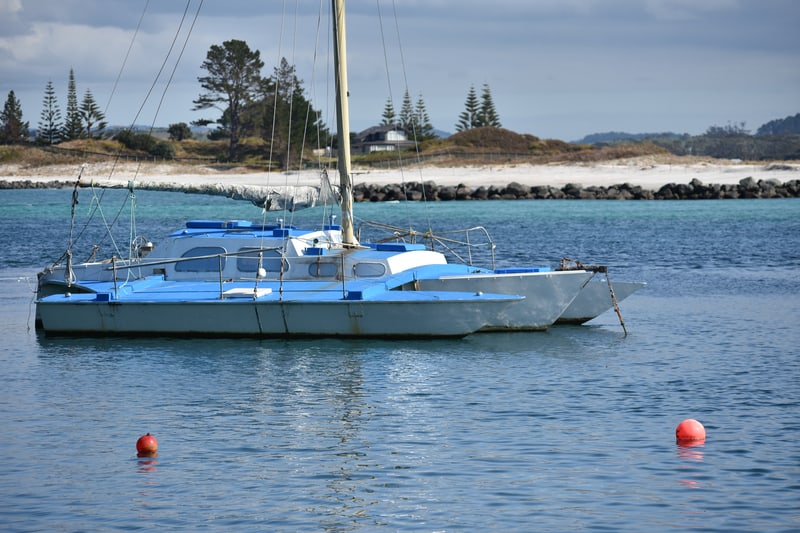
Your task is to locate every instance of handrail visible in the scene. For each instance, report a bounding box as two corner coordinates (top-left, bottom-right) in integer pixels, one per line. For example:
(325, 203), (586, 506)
(357, 220), (497, 269)
(100, 246), (285, 271)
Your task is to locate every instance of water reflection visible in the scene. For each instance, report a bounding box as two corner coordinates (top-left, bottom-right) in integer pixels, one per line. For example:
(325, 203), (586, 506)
(677, 443), (705, 462)
(676, 443), (704, 489)
(136, 457), (158, 473)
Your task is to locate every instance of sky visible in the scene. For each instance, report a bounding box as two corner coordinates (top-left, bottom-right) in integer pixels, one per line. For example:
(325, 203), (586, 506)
(1, 0), (798, 141)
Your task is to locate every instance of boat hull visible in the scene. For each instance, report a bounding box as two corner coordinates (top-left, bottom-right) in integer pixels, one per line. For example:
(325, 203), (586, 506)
(36, 290), (522, 339)
(416, 270), (593, 331)
(556, 280), (645, 324)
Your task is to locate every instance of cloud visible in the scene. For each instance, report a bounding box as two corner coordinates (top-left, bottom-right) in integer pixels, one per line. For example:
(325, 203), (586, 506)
(2, 0), (798, 140)
(0, 0), (25, 35)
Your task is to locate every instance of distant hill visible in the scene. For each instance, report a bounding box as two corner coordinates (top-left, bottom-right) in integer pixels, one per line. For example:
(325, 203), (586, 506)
(569, 112), (800, 160)
(574, 131), (688, 145)
(577, 113), (800, 144)
(756, 113), (800, 136)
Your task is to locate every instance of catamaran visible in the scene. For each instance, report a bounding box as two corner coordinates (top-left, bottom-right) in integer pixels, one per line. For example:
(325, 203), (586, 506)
(36, 0), (632, 337)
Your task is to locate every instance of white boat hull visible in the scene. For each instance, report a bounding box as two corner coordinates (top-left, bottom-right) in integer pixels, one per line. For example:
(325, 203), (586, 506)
(557, 280), (645, 324)
(36, 290), (522, 338)
(416, 270), (594, 331)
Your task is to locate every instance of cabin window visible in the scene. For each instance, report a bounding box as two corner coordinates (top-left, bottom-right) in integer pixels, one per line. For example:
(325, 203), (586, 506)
(237, 247), (286, 274)
(308, 262), (338, 278)
(354, 262), (386, 278)
(175, 246), (226, 272)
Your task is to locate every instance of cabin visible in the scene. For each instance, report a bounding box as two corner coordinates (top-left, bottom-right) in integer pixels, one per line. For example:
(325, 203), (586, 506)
(352, 125), (416, 154)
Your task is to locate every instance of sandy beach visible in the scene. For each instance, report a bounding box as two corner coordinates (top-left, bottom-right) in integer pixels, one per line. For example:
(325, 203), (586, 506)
(1, 156), (798, 191)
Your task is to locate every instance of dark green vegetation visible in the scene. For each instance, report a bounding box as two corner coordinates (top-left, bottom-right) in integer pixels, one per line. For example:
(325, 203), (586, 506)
(2, 35), (798, 167)
(577, 115), (800, 161)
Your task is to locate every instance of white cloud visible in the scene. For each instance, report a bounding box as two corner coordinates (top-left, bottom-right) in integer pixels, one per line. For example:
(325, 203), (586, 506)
(2, 0), (798, 140)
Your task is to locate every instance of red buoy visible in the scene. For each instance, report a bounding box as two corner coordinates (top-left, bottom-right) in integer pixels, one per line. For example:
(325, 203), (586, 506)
(136, 433), (159, 457)
(676, 419), (706, 445)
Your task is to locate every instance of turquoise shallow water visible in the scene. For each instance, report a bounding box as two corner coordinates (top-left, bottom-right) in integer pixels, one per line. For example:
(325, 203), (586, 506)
(1, 190), (799, 531)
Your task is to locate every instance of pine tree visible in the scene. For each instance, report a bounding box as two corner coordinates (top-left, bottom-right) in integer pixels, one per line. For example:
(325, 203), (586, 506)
(381, 97), (396, 126)
(414, 94), (435, 140)
(79, 89), (107, 138)
(256, 57), (328, 168)
(62, 69), (83, 140)
(38, 80), (62, 144)
(0, 90), (29, 144)
(478, 83), (501, 128)
(399, 89), (414, 133)
(455, 85), (479, 132)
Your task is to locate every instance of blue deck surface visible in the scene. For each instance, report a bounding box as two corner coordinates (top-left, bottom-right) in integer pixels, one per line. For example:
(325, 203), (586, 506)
(39, 264), (523, 304)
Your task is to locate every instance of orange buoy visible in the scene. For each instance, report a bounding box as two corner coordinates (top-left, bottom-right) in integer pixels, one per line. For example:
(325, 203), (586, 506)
(136, 433), (159, 457)
(675, 419), (706, 445)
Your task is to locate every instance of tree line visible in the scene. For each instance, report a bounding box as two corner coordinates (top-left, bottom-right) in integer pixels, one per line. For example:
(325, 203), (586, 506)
(190, 39), (501, 162)
(586, 118), (800, 161)
(378, 83), (502, 141)
(191, 39), (327, 165)
(2, 37), (502, 165)
(0, 68), (106, 145)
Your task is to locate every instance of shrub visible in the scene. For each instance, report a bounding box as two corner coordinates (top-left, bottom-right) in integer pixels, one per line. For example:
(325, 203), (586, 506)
(114, 130), (174, 159)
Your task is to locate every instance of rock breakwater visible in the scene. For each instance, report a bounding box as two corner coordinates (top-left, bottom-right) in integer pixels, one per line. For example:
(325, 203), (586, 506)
(2, 176), (798, 202)
(353, 176), (800, 201)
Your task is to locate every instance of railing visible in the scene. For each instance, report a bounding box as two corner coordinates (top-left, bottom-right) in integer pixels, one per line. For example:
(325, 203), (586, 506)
(107, 246), (285, 300)
(356, 220), (497, 269)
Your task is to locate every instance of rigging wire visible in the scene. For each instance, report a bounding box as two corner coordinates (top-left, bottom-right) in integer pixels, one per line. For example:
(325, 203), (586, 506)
(49, 1), (203, 270)
(320, 0), (337, 229)
(281, 0), (300, 219)
(125, 0), (195, 135)
(147, 0), (204, 136)
(100, 0), (201, 261)
(373, 0), (436, 237)
(389, 0), (435, 234)
(307, 0), (337, 231)
(104, 0), (150, 117)
(266, 0), (288, 186)
(50, 1), (152, 264)
(375, 0), (409, 234)
(259, 0), (288, 266)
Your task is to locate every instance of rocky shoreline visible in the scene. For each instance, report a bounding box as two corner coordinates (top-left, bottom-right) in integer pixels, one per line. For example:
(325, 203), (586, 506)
(354, 176), (800, 201)
(2, 175), (799, 201)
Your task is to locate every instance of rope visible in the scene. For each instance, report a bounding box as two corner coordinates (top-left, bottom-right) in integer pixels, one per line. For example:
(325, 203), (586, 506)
(604, 268), (628, 337)
(64, 165), (86, 285)
(561, 258), (628, 336)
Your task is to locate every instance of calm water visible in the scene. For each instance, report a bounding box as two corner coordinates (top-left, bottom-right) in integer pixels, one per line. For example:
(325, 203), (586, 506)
(1, 189), (799, 532)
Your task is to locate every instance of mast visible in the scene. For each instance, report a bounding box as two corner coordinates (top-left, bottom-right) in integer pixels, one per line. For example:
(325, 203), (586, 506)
(332, 0), (356, 246)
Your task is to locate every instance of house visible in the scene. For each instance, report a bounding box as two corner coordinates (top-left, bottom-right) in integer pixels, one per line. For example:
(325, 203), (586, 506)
(352, 125), (416, 154)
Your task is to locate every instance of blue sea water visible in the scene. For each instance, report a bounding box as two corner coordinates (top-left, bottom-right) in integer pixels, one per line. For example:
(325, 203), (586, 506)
(1, 189), (799, 532)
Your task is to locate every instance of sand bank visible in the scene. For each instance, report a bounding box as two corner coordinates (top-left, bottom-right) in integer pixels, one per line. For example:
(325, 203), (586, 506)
(1, 156), (797, 191)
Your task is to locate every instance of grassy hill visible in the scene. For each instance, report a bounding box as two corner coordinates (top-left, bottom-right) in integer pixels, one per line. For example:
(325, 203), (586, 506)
(1, 127), (673, 171)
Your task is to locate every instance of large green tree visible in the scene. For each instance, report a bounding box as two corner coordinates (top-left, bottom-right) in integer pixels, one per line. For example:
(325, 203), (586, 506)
(38, 80), (62, 145)
(256, 57), (328, 168)
(194, 39), (264, 160)
(0, 90), (29, 144)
